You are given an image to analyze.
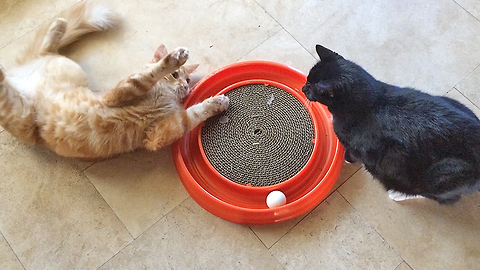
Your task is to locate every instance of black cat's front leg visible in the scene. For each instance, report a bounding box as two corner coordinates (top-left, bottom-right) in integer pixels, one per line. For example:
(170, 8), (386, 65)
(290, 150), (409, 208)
(344, 149), (358, 163)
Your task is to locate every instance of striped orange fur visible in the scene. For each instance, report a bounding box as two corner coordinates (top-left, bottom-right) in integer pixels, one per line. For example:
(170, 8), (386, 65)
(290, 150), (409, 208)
(0, 1), (229, 158)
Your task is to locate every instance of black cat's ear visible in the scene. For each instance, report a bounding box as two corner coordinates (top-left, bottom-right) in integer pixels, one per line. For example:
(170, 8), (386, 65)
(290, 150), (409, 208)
(316, 45), (342, 62)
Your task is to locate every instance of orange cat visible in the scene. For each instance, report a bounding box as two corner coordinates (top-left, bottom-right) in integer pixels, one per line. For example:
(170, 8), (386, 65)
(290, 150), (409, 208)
(0, 1), (229, 158)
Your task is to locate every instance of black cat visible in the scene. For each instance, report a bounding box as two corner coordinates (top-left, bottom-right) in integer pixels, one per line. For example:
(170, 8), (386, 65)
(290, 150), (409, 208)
(302, 45), (480, 204)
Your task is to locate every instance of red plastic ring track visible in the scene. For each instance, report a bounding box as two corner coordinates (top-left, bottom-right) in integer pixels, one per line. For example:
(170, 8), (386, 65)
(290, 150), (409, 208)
(172, 61), (344, 224)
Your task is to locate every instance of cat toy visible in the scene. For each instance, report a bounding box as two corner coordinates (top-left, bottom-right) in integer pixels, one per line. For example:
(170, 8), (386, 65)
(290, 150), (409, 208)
(172, 61), (344, 224)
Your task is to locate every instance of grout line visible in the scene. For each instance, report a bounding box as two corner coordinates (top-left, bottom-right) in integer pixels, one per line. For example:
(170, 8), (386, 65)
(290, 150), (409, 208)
(283, 28), (317, 60)
(253, 0), (317, 61)
(236, 0), (285, 62)
(265, 188), (355, 250)
(335, 165), (363, 191)
(235, 27), (283, 62)
(452, 63), (480, 89)
(251, 186), (351, 252)
(248, 226), (268, 249)
(403, 260), (415, 270)
(337, 189), (405, 266)
(393, 261), (404, 270)
(444, 88), (454, 96)
(259, 165), (363, 250)
(452, 0), (480, 23)
(453, 87), (480, 111)
(0, 0), (83, 52)
(81, 170), (135, 241)
(267, 206), (316, 249)
(80, 161), (97, 172)
(96, 197), (189, 269)
(129, 196), (190, 239)
(0, 231), (27, 270)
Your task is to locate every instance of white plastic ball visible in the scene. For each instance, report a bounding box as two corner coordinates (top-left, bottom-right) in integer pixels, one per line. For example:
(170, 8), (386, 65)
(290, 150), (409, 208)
(266, 190), (286, 208)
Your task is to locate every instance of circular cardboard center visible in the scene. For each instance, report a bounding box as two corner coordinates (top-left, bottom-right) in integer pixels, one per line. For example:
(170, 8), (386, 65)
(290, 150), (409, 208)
(201, 84), (315, 186)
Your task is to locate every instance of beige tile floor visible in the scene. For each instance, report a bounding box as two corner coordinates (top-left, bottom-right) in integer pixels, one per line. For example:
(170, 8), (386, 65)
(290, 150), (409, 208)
(1, 0), (480, 269)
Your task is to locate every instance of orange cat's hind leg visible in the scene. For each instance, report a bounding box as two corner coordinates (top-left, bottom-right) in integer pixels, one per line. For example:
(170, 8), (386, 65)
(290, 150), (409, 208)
(103, 47), (189, 107)
(39, 18), (67, 55)
(0, 66), (4, 81)
(0, 66), (38, 144)
(144, 95), (229, 151)
(17, 1), (120, 65)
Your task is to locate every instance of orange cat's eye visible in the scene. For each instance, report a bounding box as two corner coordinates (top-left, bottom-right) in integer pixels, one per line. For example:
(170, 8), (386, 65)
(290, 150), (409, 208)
(171, 71), (179, 79)
(172, 61), (344, 225)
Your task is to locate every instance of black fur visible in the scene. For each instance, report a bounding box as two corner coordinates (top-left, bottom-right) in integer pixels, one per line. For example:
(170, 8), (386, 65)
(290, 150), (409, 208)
(303, 44), (480, 204)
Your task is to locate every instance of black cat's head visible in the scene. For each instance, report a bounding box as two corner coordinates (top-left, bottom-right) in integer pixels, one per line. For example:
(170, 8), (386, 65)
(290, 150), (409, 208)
(303, 44), (385, 113)
(302, 45), (351, 108)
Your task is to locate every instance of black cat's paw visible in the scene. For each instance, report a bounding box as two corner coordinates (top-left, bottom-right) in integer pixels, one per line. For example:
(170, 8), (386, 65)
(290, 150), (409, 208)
(388, 190), (424, 202)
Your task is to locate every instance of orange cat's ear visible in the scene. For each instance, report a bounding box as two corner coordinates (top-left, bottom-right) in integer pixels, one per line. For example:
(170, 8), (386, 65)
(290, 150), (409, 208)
(183, 64), (199, 74)
(152, 44), (168, 63)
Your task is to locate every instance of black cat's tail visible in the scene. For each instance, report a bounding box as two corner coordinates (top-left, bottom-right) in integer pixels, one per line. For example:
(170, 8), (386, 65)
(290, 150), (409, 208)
(16, 1), (120, 65)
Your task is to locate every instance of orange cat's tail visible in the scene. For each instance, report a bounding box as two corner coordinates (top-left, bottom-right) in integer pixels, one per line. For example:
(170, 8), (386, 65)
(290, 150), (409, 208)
(17, 1), (120, 65)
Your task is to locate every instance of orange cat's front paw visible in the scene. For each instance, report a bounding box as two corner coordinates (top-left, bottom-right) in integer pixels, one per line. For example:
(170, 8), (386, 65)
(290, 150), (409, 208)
(164, 47), (189, 70)
(204, 95), (230, 115)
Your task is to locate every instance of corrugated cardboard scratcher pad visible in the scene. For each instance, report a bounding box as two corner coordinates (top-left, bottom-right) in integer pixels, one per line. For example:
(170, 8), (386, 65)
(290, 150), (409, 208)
(201, 83), (314, 187)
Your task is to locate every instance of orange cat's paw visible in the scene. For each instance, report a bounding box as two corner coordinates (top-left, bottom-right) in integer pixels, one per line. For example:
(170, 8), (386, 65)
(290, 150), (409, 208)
(51, 18), (67, 35)
(204, 95), (230, 114)
(165, 47), (189, 69)
(41, 18), (67, 54)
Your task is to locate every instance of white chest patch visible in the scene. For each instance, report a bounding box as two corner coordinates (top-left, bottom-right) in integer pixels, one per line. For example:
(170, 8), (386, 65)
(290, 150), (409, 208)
(7, 59), (46, 99)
